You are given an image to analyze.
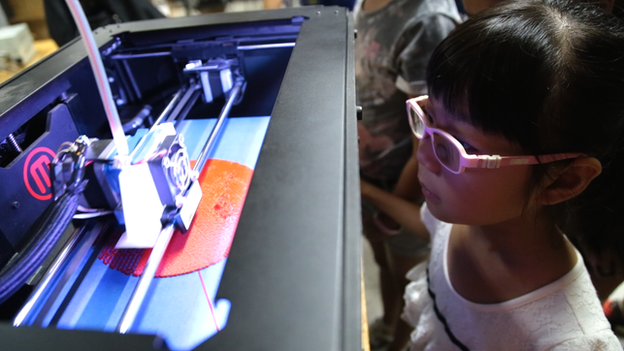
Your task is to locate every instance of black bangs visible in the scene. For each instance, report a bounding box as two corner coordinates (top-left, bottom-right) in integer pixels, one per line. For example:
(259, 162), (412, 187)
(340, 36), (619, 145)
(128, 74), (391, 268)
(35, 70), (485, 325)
(426, 0), (572, 154)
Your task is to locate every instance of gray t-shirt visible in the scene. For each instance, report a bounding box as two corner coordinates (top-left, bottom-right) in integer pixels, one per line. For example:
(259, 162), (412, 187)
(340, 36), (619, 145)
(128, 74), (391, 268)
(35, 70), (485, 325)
(356, 0), (459, 183)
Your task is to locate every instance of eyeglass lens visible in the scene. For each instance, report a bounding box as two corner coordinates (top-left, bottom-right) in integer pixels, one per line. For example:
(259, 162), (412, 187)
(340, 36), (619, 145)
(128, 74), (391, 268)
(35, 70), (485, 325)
(410, 102), (462, 173)
(432, 132), (460, 172)
(408, 105), (424, 138)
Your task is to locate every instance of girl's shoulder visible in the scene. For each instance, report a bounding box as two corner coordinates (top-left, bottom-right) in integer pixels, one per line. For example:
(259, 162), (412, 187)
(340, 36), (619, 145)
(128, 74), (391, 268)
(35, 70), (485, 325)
(436, 249), (618, 348)
(511, 261), (619, 348)
(549, 330), (622, 350)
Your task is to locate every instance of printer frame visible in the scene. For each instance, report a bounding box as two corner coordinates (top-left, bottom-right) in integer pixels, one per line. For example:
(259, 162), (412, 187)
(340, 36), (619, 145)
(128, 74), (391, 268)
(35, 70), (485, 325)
(0, 7), (361, 351)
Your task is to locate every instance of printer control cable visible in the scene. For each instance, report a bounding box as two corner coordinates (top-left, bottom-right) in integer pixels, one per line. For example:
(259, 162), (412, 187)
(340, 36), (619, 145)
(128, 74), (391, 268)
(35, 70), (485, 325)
(0, 181), (85, 305)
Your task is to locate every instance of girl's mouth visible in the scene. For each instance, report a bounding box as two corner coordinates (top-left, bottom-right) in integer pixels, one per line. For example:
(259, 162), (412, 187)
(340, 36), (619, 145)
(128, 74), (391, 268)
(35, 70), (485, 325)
(419, 181), (439, 202)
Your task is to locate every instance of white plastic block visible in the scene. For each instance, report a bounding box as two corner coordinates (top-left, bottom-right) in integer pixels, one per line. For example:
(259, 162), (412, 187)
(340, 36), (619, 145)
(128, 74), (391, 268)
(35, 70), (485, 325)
(0, 23), (35, 64)
(116, 163), (164, 249)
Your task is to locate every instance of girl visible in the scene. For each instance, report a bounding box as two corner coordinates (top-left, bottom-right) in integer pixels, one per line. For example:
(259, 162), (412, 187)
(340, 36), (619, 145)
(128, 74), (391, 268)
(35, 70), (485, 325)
(361, 0), (624, 348)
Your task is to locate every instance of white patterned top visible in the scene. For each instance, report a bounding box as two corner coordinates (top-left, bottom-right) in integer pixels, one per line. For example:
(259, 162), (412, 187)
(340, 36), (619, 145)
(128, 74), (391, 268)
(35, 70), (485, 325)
(402, 204), (622, 351)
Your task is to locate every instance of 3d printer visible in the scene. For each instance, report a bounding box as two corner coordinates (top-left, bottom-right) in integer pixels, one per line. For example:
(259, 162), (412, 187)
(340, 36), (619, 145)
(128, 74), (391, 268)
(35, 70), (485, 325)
(0, 6), (360, 351)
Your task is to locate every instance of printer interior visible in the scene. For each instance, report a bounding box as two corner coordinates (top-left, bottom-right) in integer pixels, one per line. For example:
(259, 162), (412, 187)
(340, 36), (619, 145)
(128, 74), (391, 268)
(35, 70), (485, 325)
(0, 14), (301, 350)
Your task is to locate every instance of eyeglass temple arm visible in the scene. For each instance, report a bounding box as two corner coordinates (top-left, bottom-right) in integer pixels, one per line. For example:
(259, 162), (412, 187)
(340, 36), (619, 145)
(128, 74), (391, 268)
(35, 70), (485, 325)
(464, 153), (582, 170)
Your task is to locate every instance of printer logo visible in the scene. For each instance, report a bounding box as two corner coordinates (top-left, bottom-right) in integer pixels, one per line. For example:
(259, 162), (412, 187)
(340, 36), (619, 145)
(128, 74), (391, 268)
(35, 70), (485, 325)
(23, 147), (55, 201)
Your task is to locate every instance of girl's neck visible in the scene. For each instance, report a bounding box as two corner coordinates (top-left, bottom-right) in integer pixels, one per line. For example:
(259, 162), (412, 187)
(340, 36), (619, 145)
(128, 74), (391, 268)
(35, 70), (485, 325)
(447, 214), (577, 304)
(468, 215), (565, 258)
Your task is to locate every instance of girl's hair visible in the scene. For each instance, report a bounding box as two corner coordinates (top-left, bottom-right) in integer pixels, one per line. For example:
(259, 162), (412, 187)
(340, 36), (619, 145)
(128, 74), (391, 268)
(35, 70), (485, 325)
(426, 0), (624, 268)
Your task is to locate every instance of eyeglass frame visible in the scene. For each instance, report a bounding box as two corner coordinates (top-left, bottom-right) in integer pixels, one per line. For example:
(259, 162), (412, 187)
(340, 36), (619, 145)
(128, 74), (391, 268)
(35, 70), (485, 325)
(406, 95), (582, 174)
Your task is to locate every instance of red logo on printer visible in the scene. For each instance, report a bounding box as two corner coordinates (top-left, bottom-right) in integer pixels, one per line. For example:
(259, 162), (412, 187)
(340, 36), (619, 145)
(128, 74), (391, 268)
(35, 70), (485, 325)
(23, 147), (56, 201)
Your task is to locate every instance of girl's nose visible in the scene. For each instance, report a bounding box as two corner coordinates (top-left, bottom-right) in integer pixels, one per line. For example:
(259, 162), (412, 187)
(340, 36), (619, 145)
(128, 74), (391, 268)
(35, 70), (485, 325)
(416, 133), (442, 174)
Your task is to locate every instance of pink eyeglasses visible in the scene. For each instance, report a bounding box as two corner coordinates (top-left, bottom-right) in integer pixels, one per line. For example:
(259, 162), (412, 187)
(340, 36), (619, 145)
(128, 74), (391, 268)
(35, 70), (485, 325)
(406, 95), (582, 174)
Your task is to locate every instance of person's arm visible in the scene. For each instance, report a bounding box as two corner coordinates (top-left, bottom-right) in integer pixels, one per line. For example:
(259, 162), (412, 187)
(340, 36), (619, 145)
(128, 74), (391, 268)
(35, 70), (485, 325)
(360, 177), (428, 240)
(361, 135), (428, 240)
(392, 134), (421, 201)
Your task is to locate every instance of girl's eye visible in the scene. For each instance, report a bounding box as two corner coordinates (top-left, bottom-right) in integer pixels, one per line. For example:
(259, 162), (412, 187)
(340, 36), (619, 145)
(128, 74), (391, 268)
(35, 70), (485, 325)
(423, 109), (434, 124)
(456, 137), (478, 154)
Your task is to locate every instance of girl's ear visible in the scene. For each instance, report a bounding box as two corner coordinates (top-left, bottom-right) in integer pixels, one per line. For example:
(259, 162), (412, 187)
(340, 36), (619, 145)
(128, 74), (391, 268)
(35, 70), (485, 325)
(537, 157), (602, 205)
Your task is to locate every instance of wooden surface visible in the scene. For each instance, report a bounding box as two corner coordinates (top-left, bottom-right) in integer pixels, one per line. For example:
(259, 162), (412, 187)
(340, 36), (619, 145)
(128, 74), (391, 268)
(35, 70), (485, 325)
(362, 260), (371, 351)
(0, 39), (58, 84)
(7, 0), (50, 39)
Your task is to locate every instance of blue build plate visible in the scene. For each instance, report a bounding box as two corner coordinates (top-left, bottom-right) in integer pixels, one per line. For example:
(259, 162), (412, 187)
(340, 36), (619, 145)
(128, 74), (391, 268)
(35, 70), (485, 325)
(49, 116), (270, 351)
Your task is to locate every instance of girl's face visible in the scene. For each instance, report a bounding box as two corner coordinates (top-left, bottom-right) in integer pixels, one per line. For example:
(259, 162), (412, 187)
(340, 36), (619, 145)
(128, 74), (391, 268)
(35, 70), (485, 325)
(416, 97), (537, 225)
